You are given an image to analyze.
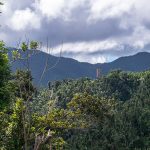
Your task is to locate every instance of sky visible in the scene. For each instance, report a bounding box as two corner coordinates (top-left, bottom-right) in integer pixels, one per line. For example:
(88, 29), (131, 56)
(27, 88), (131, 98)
(1, 0), (150, 63)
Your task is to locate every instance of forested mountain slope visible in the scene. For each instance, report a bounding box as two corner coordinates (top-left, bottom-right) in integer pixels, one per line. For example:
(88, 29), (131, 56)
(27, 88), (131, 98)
(11, 50), (150, 86)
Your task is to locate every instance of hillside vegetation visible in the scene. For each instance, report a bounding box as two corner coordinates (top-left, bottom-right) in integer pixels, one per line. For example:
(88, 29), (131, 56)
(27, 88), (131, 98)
(0, 41), (150, 149)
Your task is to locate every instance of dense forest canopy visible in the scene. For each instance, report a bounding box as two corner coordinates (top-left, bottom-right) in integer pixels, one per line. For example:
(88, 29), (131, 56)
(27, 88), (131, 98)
(0, 41), (150, 149)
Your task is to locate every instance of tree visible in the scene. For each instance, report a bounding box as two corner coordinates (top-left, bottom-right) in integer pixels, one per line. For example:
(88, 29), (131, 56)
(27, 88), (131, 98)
(100, 70), (140, 101)
(0, 41), (11, 109)
(12, 70), (36, 101)
(0, 41), (14, 149)
(0, 39), (63, 149)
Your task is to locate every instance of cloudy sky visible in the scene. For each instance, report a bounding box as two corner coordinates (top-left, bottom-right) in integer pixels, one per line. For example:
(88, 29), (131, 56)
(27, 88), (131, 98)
(1, 0), (150, 63)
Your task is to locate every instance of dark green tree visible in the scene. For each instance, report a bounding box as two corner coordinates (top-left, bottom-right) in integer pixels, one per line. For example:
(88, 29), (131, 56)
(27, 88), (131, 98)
(12, 70), (36, 101)
(0, 41), (11, 109)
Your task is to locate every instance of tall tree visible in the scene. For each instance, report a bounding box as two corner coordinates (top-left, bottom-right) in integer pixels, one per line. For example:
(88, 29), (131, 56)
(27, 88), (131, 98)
(0, 41), (11, 109)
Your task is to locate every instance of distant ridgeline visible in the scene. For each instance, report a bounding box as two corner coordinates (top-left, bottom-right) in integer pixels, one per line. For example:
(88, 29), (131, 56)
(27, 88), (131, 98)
(9, 48), (150, 86)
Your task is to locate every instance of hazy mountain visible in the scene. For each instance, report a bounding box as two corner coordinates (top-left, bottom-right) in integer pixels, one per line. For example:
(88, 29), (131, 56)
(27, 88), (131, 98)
(98, 52), (150, 74)
(11, 51), (150, 86)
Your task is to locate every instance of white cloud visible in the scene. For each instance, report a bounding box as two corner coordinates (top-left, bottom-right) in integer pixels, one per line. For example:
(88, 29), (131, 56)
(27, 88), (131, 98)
(9, 8), (41, 31)
(73, 54), (107, 63)
(38, 0), (65, 19)
(37, 0), (87, 21)
(48, 40), (117, 54)
(134, 0), (150, 24)
(41, 40), (118, 63)
(119, 0), (150, 30)
(126, 26), (150, 49)
(88, 0), (136, 21)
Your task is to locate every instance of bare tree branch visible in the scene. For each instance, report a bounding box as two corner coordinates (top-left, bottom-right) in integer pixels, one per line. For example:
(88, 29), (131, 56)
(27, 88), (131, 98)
(38, 39), (63, 85)
(34, 129), (52, 150)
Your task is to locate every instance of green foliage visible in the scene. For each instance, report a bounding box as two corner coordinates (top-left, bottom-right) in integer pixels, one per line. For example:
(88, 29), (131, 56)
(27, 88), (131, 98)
(46, 70), (150, 149)
(12, 70), (36, 101)
(10, 41), (39, 62)
(12, 50), (21, 60)
(0, 98), (25, 150)
(68, 93), (116, 120)
(21, 42), (28, 52)
(48, 71), (141, 109)
(30, 41), (39, 50)
(0, 41), (11, 109)
(100, 70), (140, 101)
(7, 98), (25, 150)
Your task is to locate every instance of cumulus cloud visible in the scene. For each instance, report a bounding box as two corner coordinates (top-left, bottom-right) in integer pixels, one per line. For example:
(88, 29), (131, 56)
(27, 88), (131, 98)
(9, 8), (41, 31)
(38, 0), (65, 19)
(49, 40), (117, 54)
(1, 0), (150, 63)
(88, 0), (136, 21)
(73, 54), (108, 64)
(37, 0), (87, 21)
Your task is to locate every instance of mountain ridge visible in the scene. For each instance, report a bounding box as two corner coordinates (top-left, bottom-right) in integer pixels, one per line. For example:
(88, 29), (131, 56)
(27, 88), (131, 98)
(10, 50), (150, 86)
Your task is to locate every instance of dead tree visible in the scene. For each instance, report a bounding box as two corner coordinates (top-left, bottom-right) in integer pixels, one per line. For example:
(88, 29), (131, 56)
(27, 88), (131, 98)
(34, 129), (52, 150)
(38, 38), (63, 85)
